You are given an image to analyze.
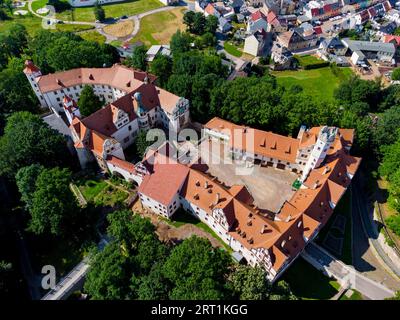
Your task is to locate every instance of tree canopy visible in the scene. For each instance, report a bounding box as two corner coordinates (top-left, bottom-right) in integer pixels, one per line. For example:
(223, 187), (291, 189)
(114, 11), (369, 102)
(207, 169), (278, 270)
(78, 85), (103, 117)
(0, 112), (69, 178)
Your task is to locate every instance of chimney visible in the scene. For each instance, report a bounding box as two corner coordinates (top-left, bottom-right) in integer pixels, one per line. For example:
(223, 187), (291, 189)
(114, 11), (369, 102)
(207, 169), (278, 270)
(89, 74), (94, 80)
(312, 180), (320, 189)
(241, 231), (246, 238)
(248, 237), (254, 244)
(281, 240), (286, 248)
(320, 201), (324, 207)
(204, 181), (209, 189)
(323, 166), (331, 174)
(285, 214), (292, 222)
(195, 180), (200, 187)
(247, 219), (252, 226)
(297, 221), (302, 228)
(215, 192), (220, 205)
(208, 188), (212, 194)
(260, 225), (267, 234)
(194, 193), (199, 200)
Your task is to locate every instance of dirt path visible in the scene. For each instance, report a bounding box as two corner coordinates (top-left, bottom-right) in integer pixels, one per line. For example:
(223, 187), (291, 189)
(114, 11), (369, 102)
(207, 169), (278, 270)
(132, 200), (222, 248)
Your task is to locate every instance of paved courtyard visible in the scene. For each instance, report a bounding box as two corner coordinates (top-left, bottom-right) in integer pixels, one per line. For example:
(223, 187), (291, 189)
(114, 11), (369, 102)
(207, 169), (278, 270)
(183, 139), (298, 213)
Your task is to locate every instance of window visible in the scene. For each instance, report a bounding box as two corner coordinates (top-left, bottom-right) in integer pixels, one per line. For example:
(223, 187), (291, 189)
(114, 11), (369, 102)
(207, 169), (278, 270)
(128, 125), (132, 131)
(56, 97), (60, 102)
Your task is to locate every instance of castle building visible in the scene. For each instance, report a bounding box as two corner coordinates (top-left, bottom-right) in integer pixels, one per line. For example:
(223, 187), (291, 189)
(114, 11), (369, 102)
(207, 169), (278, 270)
(23, 60), (190, 173)
(134, 118), (361, 282)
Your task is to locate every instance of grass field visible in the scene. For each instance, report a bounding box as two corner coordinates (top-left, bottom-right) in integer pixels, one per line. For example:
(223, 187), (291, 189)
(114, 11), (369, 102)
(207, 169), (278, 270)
(281, 257), (341, 300)
(79, 30), (106, 43)
(130, 7), (185, 46)
(0, 13), (43, 35)
(56, 23), (94, 32)
(223, 41), (242, 58)
(103, 20), (134, 37)
(56, 0), (164, 23)
(272, 66), (353, 102)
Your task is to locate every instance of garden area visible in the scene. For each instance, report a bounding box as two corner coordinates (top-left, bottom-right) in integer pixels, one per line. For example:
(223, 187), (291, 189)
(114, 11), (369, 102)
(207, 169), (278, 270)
(129, 7), (185, 46)
(74, 176), (133, 208)
(272, 65), (353, 102)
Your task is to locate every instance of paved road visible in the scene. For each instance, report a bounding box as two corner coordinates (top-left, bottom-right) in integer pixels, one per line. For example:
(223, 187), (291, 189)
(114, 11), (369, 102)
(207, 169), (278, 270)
(41, 238), (109, 300)
(303, 242), (395, 300)
(351, 177), (400, 291)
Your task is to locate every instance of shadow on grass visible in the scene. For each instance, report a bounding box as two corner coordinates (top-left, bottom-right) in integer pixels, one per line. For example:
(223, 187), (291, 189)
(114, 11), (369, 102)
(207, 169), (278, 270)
(281, 257), (340, 300)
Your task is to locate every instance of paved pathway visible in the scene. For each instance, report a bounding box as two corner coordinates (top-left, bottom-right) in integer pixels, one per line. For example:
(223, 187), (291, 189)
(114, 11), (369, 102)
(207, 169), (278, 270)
(41, 238), (109, 300)
(351, 176), (400, 291)
(303, 242), (395, 300)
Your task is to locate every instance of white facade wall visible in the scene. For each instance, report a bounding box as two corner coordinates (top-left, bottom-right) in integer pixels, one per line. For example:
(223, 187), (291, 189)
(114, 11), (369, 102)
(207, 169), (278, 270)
(111, 119), (140, 149)
(244, 36), (260, 56)
(42, 84), (128, 114)
(106, 161), (143, 185)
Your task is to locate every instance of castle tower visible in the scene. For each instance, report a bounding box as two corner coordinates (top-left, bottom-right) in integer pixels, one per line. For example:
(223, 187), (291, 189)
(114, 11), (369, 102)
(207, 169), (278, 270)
(300, 126), (338, 182)
(23, 60), (47, 108)
(63, 95), (81, 125)
(133, 92), (150, 131)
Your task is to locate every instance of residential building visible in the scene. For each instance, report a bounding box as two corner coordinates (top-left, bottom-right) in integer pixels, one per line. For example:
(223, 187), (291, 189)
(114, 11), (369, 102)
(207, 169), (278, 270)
(341, 38), (396, 64)
(146, 45), (171, 62)
(247, 10), (268, 33)
(244, 29), (270, 56)
(277, 28), (318, 51)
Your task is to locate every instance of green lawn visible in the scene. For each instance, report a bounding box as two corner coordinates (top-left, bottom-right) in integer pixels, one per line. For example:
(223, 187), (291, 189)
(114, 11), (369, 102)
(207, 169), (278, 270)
(281, 257), (340, 300)
(340, 289), (363, 300)
(129, 7), (185, 46)
(223, 41), (242, 58)
(272, 67), (353, 102)
(315, 190), (353, 265)
(77, 178), (129, 207)
(79, 30), (106, 43)
(55, 0), (164, 23)
(56, 23), (94, 32)
(31, 0), (48, 14)
(78, 179), (108, 202)
(0, 13), (43, 36)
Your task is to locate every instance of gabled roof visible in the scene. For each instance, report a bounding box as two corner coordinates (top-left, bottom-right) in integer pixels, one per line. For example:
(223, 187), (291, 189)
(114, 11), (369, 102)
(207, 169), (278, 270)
(36, 64), (155, 93)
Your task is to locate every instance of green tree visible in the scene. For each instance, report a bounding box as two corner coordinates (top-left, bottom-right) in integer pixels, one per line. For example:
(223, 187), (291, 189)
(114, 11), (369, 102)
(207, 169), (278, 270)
(373, 106), (400, 152)
(192, 12), (206, 35)
(205, 15), (218, 34)
(0, 261), (12, 297)
(391, 68), (400, 81)
(0, 60), (39, 133)
(29, 31), (117, 73)
(0, 112), (69, 178)
(94, 2), (105, 22)
(228, 265), (270, 300)
(84, 242), (130, 300)
(135, 263), (170, 300)
(126, 45), (147, 71)
(170, 30), (192, 55)
(29, 167), (78, 235)
(162, 236), (232, 300)
(183, 10), (195, 32)
(78, 85), (103, 117)
(15, 164), (45, 210)
(135, 130), (156, 157)
(149, 54), (172, 87)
